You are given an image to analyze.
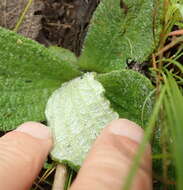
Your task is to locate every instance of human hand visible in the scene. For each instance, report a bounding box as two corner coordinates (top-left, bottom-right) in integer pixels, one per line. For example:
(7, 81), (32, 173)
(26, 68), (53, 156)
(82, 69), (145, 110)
(0, 119), (151, 190)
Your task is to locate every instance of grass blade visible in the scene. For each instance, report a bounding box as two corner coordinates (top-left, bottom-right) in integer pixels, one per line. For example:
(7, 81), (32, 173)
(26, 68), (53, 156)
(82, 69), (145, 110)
(164, 73), (183, 190)
(123, 86), (166, 190)
(13, 0), (34, 32)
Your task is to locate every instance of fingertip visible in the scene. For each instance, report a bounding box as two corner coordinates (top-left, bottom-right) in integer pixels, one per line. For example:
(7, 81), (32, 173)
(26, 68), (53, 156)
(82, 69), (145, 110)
(107, 119), (151, 156)
(107, 119), (144, 143)
(71, 119), (152, 190)
(0, 122), (53, 190)
(16, 121), (52, 140)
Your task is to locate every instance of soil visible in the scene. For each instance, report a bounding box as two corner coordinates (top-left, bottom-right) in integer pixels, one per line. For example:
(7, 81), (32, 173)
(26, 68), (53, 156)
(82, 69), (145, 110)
(37, 0), (99, 56)
(0, 0), (99, 56)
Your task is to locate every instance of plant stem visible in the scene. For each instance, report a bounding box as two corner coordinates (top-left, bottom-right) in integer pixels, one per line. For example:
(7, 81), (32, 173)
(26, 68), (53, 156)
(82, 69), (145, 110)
(155, 37), (183, 57)
(169, 29), (183, 36)
(52, 164), (67, 190)
(13, 0), (34, 32)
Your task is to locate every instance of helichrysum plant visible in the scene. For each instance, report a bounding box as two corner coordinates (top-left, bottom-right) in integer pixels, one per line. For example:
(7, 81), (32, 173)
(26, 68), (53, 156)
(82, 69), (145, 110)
(0, 0), (163, 169)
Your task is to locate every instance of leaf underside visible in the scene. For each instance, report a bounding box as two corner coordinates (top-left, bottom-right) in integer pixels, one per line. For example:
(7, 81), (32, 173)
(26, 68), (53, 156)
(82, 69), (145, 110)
(78, 0), (160, 73)
(0, 27), (81, 131)
(45, 73), (119, 170)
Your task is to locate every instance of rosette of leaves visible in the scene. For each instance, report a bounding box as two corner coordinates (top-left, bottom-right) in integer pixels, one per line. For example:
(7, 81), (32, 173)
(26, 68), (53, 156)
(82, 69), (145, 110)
(0, 0), (162, 169)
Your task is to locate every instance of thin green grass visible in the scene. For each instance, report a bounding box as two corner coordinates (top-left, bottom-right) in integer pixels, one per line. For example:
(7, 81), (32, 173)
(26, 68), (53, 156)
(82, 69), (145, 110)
(13, 0), (34, 32)
(64, 168), (74, 190)
(164, 72), (183, 190)
(123, 86), (166, 190)
(123, 71), (183, 190)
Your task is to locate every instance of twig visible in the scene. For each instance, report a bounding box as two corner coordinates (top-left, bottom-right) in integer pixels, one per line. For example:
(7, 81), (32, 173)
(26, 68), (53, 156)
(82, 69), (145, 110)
(168, 29), (183, 36)
(152, 54), (161, 93)
(52, 164), (67, 190)
(33, 166), (56, 190)
(155, 37), (183, 57)
(13, 0), (34, 32)
(153, 173), (176, 185)
(2, 0), (7, 27)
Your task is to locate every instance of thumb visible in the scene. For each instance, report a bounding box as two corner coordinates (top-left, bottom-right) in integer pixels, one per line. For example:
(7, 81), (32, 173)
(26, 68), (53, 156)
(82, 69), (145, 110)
(71, 119), (152, 190)
(0, 122), (53, 190)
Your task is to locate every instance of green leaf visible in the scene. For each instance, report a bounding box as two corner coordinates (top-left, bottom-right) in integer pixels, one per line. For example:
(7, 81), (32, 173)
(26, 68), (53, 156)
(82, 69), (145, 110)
(0, 27), (81, 131)
(78, 0), (161, 73)
(45, 73), (119, 170)
(48, 46), (78, 64)
(96, 70), (154, 126)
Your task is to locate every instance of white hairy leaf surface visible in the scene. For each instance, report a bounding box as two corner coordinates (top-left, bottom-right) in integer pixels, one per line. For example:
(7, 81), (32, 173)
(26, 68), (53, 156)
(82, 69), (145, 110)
(45, 73), (119, 169)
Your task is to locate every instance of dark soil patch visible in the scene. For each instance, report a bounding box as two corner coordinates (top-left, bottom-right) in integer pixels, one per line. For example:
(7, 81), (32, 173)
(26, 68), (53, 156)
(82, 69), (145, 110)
(37, 0), (99, 56)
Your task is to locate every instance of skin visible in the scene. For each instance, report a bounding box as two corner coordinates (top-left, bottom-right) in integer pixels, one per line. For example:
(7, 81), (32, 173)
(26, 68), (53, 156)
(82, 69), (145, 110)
(0, 119), (152, 190)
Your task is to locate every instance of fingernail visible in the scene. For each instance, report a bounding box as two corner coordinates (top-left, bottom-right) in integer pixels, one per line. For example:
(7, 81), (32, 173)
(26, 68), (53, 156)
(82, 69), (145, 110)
(16, 122), (52, 140)
(109, 119), (144, 143)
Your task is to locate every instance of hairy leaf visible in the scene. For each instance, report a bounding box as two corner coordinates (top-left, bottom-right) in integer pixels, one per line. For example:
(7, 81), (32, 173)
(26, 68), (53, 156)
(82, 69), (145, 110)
(45, 73), (119, 170)
(96, 70), (154, 126)
(78, 0), (161, 73)
(0, 27), (81, 131)
(48, 46), (77, 64)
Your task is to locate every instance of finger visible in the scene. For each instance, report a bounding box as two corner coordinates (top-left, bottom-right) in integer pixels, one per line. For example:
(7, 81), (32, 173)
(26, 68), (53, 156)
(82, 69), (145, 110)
(0, 122), (53, 190)
(70, 119), (152, 190)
